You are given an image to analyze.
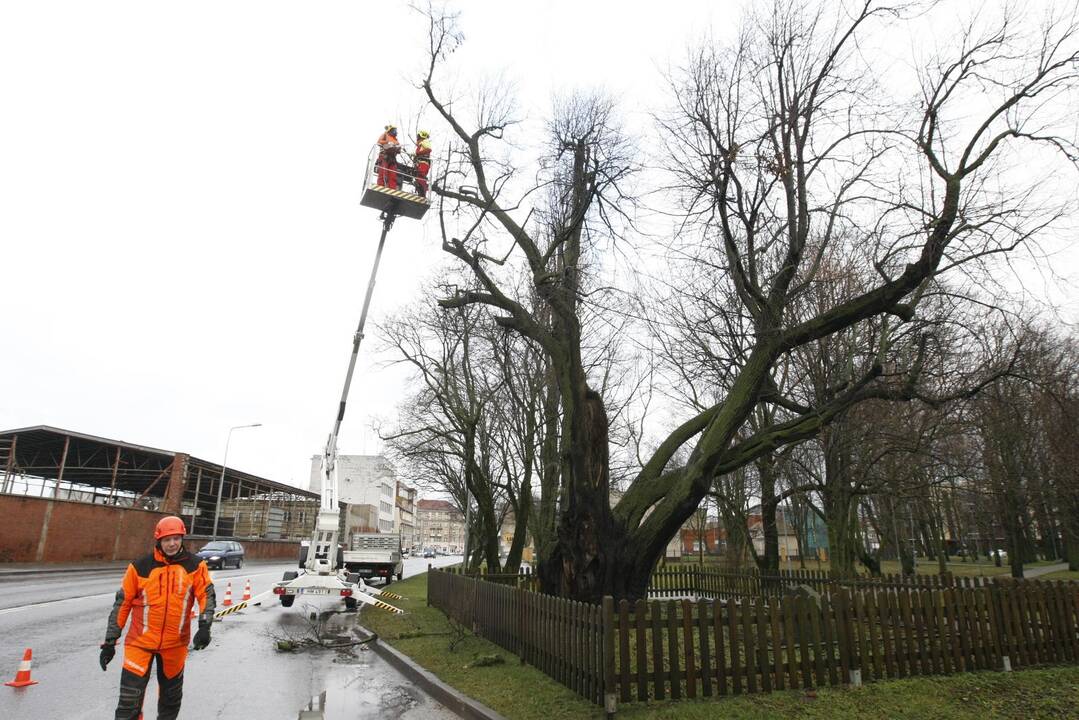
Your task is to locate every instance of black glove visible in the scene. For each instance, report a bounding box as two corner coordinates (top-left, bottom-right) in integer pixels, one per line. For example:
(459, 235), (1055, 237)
(99, 642), (115, 671)
(192, 623), (211, 650)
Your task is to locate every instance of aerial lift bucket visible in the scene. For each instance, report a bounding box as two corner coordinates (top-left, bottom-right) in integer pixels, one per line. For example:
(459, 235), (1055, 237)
(360, 144), (430, 220)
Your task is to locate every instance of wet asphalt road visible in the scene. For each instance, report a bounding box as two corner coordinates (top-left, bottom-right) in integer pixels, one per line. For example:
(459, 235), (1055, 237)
(0, 556), (463, 719)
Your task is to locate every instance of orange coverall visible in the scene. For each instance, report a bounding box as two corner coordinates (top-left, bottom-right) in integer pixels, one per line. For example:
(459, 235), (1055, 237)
(414, 136), (432, 196)
(104, 546), (215, 720)
(376, 130), (401, 189)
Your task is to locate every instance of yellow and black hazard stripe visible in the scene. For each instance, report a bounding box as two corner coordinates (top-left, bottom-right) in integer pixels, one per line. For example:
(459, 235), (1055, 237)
(372, 599), (405, 614)
(215, 601), (249, 619)
(369, 184), (428, 204)
(379, 590), (404, 601)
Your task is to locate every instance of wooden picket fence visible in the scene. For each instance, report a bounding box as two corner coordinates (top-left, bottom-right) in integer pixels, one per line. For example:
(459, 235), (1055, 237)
(449, 565), (995, 602)
(428, 567), (607, 705)
(607, 582), (1079, 705)
(647, 565), (994, 600)
(428, 568), (1079, 715)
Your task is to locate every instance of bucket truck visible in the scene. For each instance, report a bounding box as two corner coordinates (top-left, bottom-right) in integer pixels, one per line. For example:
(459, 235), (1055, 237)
(272, 143), (430, 614)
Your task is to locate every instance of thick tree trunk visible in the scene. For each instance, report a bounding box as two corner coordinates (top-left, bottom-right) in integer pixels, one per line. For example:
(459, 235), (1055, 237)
(821, 424), (860, 578)
(533, 380), (561, 579)
(1066, 523), (1079, 571)
(898, 539), (915, 575)
(757, 455), (780, 573)
(504, 489), (531, 575)
(464, 431), (502, 574)
(538, 386), (619, 603)
(1003, 486), (1025, 579)
(825, 500), (860, 578)
(719, 504), (752, 570)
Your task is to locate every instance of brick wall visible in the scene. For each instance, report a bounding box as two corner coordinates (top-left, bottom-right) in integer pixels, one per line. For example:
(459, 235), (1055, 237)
(0, 495), (166, 562)
(0, 495), (303, 563)
(186, 535), (300, 561)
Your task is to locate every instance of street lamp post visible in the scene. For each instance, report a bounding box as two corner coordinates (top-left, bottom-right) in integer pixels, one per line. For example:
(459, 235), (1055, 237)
(212, 423), (261, 539)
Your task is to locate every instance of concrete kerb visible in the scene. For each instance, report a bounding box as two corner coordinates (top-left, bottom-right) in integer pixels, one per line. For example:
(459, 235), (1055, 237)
(358, 625), (507, 720)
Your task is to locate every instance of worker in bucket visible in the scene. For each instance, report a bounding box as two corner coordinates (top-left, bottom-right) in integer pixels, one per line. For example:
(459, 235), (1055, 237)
(376, 123), (402, 189)
(99, 515), (216, 720)
(413, 129), (432, 197)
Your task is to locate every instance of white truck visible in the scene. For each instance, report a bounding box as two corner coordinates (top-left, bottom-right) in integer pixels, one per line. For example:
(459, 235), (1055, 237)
(341, 530), (404, 584)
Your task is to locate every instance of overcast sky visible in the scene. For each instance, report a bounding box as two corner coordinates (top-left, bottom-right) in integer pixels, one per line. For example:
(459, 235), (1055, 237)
(3, 1), (1075, 493)
(0, 1), (736, 490)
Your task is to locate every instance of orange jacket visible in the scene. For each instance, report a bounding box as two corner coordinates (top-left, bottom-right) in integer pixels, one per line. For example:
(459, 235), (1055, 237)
(377, 131), (400, 157)
(104, 546), (215, 650)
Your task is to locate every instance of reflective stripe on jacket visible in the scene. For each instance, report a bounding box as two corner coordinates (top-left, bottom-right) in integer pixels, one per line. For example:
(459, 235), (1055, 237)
(105, 546), (215, 650)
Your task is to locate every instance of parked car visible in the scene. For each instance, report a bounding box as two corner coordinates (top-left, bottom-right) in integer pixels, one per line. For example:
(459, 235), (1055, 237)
(196, 541), (245, 569)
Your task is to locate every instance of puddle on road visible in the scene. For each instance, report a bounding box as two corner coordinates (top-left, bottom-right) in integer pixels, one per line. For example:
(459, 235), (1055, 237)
(289, 608), (453, 719)
(296, 683), (421, 719)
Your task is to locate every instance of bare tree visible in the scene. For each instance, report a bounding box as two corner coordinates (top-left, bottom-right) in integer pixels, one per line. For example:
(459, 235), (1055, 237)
(415, 2), (1079, 600)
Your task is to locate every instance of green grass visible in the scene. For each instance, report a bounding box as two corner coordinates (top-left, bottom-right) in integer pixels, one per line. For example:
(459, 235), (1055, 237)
(360, 572), (599, 720)
(1040, 570), (1079, 582)
(363, 572), (1079, 720)
(614, 666), (1079, 719)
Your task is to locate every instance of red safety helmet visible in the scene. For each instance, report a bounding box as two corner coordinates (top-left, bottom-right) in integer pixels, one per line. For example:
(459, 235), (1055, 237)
(154, 516), (187, 540)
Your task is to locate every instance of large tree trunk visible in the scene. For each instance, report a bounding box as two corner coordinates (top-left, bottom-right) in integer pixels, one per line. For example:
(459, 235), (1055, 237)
(538, 386), (617, 602)
(1065, 520), (1079, 571)
(465, 430), (502, 573)
(820, 424), (860, 578)
(503, 485), (532, 575)
(533, 379), (561, 578)
(757, 454), (780, 573)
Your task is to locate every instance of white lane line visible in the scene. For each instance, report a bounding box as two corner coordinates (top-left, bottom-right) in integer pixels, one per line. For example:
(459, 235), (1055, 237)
(0, 570), (285, 616)
(0, 592), (113, 616)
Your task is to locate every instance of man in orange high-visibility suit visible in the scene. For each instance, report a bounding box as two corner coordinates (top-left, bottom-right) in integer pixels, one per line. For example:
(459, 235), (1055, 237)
(413, 130), (432, 197)
(99, 516), (215, 720)
(376, 124), (401, 189)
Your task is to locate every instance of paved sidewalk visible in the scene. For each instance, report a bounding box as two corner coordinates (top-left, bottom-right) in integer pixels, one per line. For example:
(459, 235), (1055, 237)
(1024, 562), (1069, 578)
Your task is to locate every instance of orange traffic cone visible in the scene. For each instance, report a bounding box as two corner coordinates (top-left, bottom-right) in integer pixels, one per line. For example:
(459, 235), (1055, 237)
(242, 579), (251, 602)
(223, 581), (233, 607)
(5, 648), (38, 688)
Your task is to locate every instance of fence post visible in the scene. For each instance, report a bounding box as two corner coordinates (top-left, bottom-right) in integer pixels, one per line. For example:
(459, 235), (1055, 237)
(427, 563), (433, 606)
(602, 595), (617, 717)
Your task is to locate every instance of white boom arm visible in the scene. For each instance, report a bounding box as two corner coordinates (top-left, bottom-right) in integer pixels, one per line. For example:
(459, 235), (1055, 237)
(305, 215), (394, 575)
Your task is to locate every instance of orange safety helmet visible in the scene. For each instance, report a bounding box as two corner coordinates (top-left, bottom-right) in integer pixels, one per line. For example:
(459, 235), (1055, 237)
(154, 515), (187, 540)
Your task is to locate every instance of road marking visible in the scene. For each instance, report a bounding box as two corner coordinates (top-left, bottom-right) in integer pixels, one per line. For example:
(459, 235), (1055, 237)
(0, 592), (113, 616)
(0, 569), (285, 615)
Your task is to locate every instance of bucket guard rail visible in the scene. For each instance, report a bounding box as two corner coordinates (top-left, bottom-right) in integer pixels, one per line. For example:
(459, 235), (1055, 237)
(360, 144), (430, 220)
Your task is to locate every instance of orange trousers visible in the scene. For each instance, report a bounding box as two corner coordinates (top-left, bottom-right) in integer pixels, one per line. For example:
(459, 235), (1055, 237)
(376, 157), (398, 189)
(415, 161), (430, 195)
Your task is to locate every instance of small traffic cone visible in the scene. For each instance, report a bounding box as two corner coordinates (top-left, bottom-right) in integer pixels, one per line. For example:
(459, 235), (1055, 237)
(5, 648), (38, 688)
(241, 579), (251, 602)
(222, 581), (233, 607)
